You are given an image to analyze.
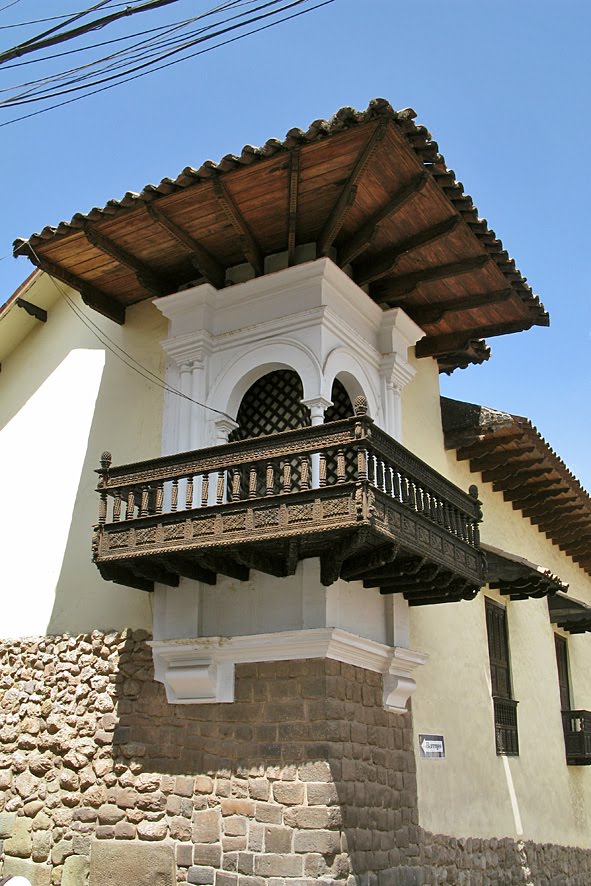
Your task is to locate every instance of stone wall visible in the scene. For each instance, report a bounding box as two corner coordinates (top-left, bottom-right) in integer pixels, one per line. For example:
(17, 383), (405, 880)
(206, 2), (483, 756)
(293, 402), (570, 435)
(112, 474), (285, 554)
(1, 630), (591, 885)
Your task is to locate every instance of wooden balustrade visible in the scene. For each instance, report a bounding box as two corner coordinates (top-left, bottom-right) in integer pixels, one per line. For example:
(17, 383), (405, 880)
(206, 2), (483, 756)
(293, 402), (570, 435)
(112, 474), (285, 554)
(93, 404), (485, 603)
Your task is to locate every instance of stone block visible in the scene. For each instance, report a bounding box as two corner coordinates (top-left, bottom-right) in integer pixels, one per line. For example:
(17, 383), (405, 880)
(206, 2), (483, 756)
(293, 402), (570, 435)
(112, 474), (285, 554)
(194, 843), (222, 867)
(284, 805), (341, 829)
(4, 818), (33, 858)
(254, 803), (282, 824)
(89, 840), (175, 886)
(187, 866), (215, 885)
(264, 826), (292, 853)
(176, 842), (194, 867)
(272, 782), (305, 805)
(254, 853), (303, 877)
(1, 857), (51, 886)
(298, 762), (332, 782)
(97, 804), (125, 825)
(0, 811), (17, 838)
(137, 819), (168, 841)
(175, 776), (195, 797)
(306, 782), (339, 805)
(220, 799), (255, 817)
(223, 816), (247, 837)
(293, 829), (341, 855)
(62, 855), (90, 886)
(193, 809), (222, 843)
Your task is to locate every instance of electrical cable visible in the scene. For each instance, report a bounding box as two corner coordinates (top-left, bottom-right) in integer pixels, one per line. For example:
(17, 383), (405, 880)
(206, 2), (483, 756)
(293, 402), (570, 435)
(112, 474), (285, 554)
(0, 0), (325, 108)
(27, 245), (234, 420)
(1, 0), (256, 99)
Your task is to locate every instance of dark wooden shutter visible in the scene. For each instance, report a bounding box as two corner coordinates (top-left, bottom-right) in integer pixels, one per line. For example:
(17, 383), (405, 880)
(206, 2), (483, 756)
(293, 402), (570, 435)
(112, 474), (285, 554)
(555, 634), (571, 712)
(485, 598), (511, 698)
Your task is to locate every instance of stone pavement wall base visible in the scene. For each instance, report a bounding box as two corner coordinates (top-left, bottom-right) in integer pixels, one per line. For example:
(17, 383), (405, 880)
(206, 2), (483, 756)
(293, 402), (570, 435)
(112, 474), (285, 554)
(1, 631), (590, 885)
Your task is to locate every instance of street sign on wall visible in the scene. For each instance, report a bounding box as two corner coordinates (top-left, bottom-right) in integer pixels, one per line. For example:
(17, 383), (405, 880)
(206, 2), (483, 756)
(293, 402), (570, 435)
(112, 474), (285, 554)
(419, 734), (445, 758)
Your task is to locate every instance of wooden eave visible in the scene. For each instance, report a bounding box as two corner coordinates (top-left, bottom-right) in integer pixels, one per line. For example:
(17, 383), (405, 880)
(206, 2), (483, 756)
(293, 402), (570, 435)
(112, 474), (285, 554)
(13, 99), (548, 371)
(442, 397), (591, 576)
(484, 545), (569, 601)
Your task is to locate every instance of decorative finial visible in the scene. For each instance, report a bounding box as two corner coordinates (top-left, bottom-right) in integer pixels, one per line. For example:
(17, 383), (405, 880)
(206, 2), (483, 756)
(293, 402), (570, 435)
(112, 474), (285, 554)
(100, 451), (112, 471)
(354, 395), (368, 416)
(468, 485), (479, 500)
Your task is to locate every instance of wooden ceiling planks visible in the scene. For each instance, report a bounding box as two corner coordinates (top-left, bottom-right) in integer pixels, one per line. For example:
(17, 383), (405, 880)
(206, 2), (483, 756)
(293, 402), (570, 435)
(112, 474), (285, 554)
(14, 99), (548, 366)
(441, 397), (591, 576)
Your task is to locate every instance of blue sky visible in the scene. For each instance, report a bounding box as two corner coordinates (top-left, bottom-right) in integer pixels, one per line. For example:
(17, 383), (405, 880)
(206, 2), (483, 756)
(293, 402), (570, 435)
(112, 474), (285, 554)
(1, 0), (590, 486)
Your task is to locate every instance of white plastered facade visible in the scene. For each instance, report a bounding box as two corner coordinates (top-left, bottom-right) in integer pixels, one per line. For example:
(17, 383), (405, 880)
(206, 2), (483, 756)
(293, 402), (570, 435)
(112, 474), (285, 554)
(150, 258), (428, 710)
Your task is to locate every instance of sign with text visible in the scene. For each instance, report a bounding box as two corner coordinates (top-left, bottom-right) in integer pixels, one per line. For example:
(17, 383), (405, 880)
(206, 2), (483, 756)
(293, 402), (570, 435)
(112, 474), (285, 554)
(419, 734), (445, 758)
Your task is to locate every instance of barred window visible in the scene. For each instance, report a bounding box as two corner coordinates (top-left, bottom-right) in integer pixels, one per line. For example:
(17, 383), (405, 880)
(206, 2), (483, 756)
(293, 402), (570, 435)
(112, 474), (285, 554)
(485, 598), (519, 756)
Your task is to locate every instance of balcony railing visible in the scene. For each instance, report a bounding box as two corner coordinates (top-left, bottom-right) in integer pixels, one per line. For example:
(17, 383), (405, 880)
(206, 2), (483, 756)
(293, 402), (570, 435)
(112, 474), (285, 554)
(562, 710), (591, 765)
(493, 697), (519, 756)
(93, 401), (486, 604)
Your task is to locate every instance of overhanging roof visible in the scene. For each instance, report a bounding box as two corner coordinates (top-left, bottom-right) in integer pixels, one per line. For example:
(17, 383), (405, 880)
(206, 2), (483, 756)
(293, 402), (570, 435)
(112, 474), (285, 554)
(484, 543), (568, 600)
(13, 99), (548, 373)
(549, 593), (591, 634)
(442, 398), (591, 576)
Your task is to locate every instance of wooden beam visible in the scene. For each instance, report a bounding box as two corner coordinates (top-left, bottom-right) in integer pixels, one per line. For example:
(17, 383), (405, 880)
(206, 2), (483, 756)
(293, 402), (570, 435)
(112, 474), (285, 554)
(318, 120), (388, 256)
(493, 470), (559, 494)
(338, 172), (429, 267)
(287, 148), (300, 266)
(480, 458), (546, 483)
(465, 446), (535, 469)
(454, 435), (523, 462)
(355, 215), (461, 287)
(161, 556), (217, 586)
(234, 549), (289, 578)
(200, 553), (249, 582)
(415, 319), (535, 359)
(14, 248), (126, 325)
(372, 254), (489, 303)
(132, 559), (180, 587)
(410, 288), (514, 326)
(98, 562), (152, 592)
(83, 225), (171, 297)
(212, 177), (263, 276)
(146, 204), (225, 288)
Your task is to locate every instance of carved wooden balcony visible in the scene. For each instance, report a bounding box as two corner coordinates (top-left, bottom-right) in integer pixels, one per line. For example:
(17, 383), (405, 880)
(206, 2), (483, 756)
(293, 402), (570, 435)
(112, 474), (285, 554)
(562, 711), (591, 765)
(93, 404), (486, 605)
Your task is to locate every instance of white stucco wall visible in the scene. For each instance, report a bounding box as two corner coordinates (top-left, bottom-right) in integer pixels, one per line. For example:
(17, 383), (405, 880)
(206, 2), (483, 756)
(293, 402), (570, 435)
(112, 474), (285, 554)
(405, 351), (591, 848)
(0, 275), (167, 637)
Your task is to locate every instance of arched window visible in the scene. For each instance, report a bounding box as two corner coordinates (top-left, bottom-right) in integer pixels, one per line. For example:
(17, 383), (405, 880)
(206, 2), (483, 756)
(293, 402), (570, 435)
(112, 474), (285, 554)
(229, 370), (310, 442)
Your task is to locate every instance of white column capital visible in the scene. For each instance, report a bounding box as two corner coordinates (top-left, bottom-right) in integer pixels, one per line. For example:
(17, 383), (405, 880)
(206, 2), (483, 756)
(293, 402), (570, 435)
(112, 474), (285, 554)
(379, 352), (416, 391)
(160, 331), (214, 369)
(301, 396), (333, 425)
(214, 416), (239, 443)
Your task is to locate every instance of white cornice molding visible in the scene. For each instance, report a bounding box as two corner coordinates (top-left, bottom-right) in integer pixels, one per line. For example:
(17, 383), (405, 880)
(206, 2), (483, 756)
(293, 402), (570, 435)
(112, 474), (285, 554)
(150, 628), (427, 712)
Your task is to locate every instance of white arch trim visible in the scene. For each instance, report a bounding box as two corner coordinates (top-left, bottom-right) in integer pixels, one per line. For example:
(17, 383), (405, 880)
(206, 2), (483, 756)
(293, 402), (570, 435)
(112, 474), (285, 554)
(206, 339), (324, 421)
(322, 347), (380, 420)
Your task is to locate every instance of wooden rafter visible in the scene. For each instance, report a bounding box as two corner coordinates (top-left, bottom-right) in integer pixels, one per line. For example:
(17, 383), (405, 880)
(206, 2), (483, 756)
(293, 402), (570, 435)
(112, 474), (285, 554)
(161, 556), (216, 585)
(466, 446), (535, 469)
(146, 204), (225, 289)
(14, 247), (125, 325)
(212, 177), (263, 276)
(83, 225), (171, 297)
(133, 559), (179, 587)
(287, 148), (300, 266)
(411, 288), (514, 326)
(338, 172), (429, 267)
(355, 215), (461, 287)
(492, 468), (557, 493)
(415, 319), (535, 359)
(317, 120), (388, 256)
(372, 254), (489, 303)
(455, 436), (522, 463)
(480, 457), (546, 483)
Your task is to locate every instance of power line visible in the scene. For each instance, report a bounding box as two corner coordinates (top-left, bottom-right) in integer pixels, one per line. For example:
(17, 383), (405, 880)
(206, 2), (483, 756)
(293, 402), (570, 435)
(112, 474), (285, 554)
(0, 0), (185, 64)
(1, 1), (256, 99)
(0, 0), (332, 122)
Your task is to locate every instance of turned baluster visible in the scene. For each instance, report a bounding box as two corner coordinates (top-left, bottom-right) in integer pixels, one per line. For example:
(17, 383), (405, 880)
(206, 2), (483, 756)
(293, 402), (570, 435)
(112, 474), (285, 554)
(408, 480), (417, 511)
(216, 471), (224, 505)
(171, 479), (179, 512)
(357, 447), (368, 482)
(126, 490), (135, 520)
(155, 483), (164, 516)
(98, 492), (107, 525)
(248, 465), (257, 499)
(185, 476), (194, 510)
(231, 468), (241, 502)
(282, 461), (291, 494)
(201, 473), (209, 507)
(336, 449), (346, 484)
(265, 462), (274, 496)
(300, 457), (310, 491)
(112, 490), (121, 522)
(392, 470), (401, 502)
(319, 452), (327, 487)
(140, 486), (149, 517)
